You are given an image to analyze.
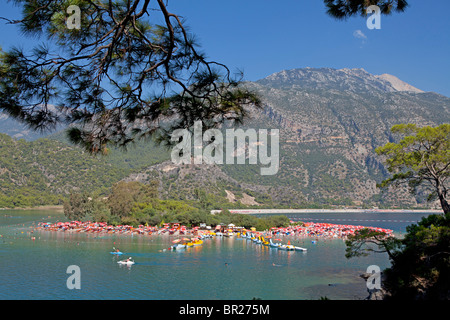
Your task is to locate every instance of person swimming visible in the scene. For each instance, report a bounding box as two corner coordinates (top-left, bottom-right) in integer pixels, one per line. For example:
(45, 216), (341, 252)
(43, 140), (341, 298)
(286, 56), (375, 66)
(272, 263), (282, 267)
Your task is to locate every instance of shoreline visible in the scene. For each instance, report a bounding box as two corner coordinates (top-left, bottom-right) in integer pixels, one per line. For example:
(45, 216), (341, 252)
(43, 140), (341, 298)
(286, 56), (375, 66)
(211, 208), (442, 214)
(1, 205), (440, 215)
(0, 205), (64, 212)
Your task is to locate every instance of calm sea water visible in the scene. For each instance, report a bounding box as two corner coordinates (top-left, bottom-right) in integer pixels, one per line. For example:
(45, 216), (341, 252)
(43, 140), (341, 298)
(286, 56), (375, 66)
(0, 209), (434, 300)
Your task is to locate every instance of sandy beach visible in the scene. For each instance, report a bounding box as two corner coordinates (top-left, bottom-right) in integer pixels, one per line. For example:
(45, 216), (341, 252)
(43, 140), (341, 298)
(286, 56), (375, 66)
(36, 219), (394, 240)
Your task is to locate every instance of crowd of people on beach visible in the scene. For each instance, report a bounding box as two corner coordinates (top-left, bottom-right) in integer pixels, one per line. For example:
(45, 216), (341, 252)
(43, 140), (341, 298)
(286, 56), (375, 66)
(267, 222), (393, 239)
(37, 221), (171, 235)
(37, 220), (394, 239)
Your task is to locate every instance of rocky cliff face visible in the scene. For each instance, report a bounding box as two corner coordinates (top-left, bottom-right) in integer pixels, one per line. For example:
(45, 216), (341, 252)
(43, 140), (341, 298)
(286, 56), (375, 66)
(119, 67), (449, 207)
(225, 67), (450, 207)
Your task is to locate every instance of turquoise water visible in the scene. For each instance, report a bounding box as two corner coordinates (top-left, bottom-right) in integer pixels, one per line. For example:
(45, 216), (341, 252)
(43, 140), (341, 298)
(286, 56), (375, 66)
(0, 209), (433, 300)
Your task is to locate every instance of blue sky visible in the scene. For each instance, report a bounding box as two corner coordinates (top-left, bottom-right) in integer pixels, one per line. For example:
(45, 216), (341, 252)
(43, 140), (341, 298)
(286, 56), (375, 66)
(1, 0), (449, 96)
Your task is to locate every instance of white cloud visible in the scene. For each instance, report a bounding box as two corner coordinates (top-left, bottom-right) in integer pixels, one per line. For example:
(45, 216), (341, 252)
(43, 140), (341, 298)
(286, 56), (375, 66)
(353, 29), (367, 40)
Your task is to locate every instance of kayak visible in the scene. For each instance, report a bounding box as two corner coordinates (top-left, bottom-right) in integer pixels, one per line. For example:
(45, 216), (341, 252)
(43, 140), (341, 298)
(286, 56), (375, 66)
(110, 251), (124, 255)
(294, 246), (307, 252)
(117, 260), (135, 265)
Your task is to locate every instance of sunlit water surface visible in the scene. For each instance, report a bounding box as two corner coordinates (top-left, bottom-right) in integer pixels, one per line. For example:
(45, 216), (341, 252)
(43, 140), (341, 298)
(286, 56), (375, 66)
(0, 209), (433, 300)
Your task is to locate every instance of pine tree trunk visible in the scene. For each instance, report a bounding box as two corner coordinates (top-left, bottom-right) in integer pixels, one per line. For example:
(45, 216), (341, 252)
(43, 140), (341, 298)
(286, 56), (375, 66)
(438, 194), (450, 215)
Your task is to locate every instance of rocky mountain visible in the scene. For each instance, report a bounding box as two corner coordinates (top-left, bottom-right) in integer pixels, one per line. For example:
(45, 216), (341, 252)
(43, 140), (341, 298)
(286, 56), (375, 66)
(0, 112), (50, 141)
(374, 73), (423, 93)
(1, 67), (448, 209)
(0, 104), (63, 141)
(129, 67), (449, 208)
(236, 68), (449, 207)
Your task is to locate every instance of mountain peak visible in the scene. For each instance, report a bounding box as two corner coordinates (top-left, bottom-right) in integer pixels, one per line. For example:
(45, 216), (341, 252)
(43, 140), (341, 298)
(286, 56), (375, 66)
(257, 67), (424, 95)
(375, 73), (424, 93)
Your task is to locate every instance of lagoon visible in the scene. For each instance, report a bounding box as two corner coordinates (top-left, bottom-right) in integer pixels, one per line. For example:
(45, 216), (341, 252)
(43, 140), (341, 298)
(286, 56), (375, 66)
(0, 209), (433, 300)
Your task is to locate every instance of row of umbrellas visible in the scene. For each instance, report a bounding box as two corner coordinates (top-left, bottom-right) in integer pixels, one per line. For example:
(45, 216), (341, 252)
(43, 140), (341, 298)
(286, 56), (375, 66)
(38, 221), (160, 234)
(37, 220), (393, 239)
(268, 222), (393, 238)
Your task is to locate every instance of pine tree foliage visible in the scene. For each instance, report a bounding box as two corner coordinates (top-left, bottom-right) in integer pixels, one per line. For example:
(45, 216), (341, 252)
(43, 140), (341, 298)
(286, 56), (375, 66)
(0, 0), (261, 153)
(324, 0), (408, 20)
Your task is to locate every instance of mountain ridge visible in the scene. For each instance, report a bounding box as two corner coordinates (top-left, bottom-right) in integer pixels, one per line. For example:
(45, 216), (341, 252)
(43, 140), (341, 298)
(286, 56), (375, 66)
(1, 67), (448, 209)
(256, 67), (427, 95)
(118, 67), (448, 208)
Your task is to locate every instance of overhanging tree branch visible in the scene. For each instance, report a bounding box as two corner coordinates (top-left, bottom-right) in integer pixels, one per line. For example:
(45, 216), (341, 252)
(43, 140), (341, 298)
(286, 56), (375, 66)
(0, 0), (261, 153)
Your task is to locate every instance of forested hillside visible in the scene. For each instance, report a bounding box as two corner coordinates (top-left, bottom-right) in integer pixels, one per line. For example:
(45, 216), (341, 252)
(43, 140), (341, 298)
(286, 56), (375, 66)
(0, 133), (171, 207)
(0, 134), (121, 207)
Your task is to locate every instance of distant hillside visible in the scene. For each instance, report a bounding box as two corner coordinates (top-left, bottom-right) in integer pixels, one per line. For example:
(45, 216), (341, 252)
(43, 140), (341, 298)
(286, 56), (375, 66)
(0, 112), (53, 141)
(121, 67), (449, 209)
(0, 132), (170, 207)
(235, 67), (450, 207)
(1, 67), (448, 209)
(0, 104), (64, 141)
